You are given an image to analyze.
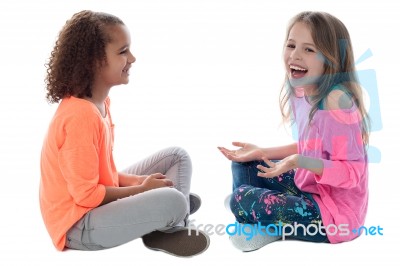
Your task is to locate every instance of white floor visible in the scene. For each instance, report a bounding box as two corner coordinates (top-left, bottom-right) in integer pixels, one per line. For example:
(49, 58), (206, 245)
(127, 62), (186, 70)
(1, 0), (398, 265)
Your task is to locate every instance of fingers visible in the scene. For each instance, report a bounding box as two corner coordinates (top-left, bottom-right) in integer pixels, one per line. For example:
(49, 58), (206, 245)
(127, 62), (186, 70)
(218, 145), (248, 162)
(256, 164), (278, 178)
(257, 158), (277, 178)
(217, 147), (231, 154)
(257, 169), (277, 178)
(256, 164), (267, 173)
(256, 164), (273, 177)
(217, 147), (228, 158)
(232, 141), (245, 148)
(149, 173), (173, 185)
(262, 157), (276, 168)
(163, 179), (174, 187)
(149, 173), (166, 179)
(146, 176), (173, 188)
(255, 157), (275, 172)
(217, 147), (236, 161)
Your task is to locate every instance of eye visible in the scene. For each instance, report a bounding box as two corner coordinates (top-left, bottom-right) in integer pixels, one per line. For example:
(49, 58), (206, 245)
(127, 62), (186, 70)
(286, 44), (295, 49)
(119, 49), (128, 54)
(305, 47), (315, 53)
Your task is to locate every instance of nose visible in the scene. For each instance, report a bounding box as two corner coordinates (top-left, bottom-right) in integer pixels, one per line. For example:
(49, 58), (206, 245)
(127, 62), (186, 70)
(290, 48), (301, 60)
(128, 51), (136, 64)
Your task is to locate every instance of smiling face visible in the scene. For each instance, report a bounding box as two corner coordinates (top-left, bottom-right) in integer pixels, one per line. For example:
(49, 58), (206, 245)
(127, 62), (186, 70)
(96, 24), (136, 88)
(283, 22), (325, 94)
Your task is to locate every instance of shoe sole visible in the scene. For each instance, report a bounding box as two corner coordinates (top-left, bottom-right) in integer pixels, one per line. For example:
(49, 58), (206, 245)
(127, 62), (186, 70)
(142, 228), (209, 257)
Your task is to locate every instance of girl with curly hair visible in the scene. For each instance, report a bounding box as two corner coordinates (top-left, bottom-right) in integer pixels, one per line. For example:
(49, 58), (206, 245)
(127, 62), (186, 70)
(40, 10), (208, 257)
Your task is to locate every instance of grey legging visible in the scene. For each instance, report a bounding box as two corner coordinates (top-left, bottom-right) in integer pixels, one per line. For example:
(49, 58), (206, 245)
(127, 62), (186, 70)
(65, 146), (192, 250)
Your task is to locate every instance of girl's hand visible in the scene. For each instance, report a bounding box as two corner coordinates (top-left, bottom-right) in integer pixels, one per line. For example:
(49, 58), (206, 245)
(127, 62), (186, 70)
(141, 173), (173, 190)
(118, 173), (148, 187)
(101, 174), (173, 205)
(135, 175), (147, 185)
(257, 154), (298, 178)
(218, 142), (264, 162)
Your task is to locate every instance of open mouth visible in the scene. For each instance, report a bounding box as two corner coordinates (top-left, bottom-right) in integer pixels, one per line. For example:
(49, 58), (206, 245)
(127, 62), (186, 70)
(290, 65), (308, 78)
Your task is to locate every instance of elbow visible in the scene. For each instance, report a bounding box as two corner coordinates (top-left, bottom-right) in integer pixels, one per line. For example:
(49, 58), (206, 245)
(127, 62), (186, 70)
(70, 185), (105, 208)
(340, 161), (366, 188)
(318, 159), (365, 189)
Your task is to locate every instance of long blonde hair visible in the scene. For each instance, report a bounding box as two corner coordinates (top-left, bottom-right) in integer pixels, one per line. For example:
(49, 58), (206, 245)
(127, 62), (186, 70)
(279, 11), (370, 144)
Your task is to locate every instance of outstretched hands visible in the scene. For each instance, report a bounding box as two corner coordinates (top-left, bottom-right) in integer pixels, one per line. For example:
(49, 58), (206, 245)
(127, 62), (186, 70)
(218, 142), (299, 178)
(218, 142), (264, 162)
(257, 154), (298, 178)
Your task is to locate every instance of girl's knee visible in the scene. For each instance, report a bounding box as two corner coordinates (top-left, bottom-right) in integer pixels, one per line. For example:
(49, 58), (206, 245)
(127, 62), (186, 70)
(232, 185), (252, 196)
(230, 185), (252, 211)
(158, 188), (188, 218)
(165, 146), (192, 166)
(165, 146), (189, 157)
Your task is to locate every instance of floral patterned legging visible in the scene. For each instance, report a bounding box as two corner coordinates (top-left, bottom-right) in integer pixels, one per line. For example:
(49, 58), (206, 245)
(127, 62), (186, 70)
(230, 161), (328, 242)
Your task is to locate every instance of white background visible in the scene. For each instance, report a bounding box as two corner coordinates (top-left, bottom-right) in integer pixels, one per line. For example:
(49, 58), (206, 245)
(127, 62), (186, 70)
(0, 0), (399, 265)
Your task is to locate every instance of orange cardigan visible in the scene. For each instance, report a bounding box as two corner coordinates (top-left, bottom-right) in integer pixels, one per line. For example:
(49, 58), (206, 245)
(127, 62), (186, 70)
(40, 96), (118, 250)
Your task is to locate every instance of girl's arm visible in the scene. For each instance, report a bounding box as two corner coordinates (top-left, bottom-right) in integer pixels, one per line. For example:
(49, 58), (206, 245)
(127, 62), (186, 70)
(118, 172), (146, 187)
(260, 143), (298, 160)
(100, 173), (173, 206)
(101, 186), (146, 206)
(256, 154), (323, 178)
(218, 142), (298, 162)
(297, 155), (323, 175)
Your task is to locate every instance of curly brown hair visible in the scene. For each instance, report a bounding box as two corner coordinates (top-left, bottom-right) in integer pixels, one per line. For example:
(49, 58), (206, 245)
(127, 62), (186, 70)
(45, 10), (124, 103)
